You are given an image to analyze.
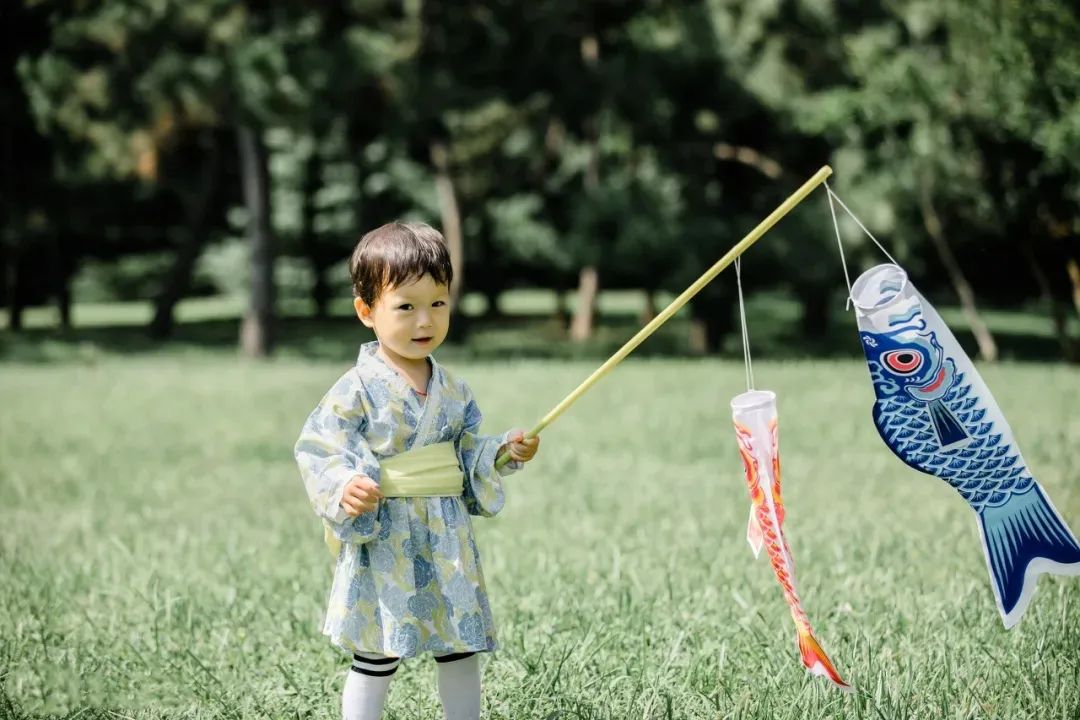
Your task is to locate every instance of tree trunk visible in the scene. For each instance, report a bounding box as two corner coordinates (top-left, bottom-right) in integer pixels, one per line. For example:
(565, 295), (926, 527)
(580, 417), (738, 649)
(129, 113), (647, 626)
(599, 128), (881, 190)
(799, 285), (829, 338)
(150, 133), (219, 339)
(299, 149), (329, 319)
(5, 238), (23, 331)
(149, 230), (204, 339)
(570, 128), (600, 342)
(570, 32), (602, 344)
(542, 117), (572, 336)
(1067, 257), (1080, 318)
(920, 186), (998, 362)
(569, 266), (599, 342)
(569, 267), (599, 340)
(311, 266), (330, 320)
(430, 141), (464, 306)
(689, 291), (735, 354)
(638, 289), (658, 325)
(688, 319), (709, 355)
(553, 285), (570, 332)
(483, 287), (501, 319)
(7, 283), (23, 331)
(40, 232), (72, 331)
(55, 252), (71, 330)
(1021, 244), (1077, 363)
(688, 308), (732, 354)
(237, 125), (275, 358)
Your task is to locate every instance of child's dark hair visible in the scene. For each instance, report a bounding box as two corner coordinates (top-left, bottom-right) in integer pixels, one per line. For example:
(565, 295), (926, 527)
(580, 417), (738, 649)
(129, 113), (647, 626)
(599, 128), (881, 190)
(349, 222), (453, 306)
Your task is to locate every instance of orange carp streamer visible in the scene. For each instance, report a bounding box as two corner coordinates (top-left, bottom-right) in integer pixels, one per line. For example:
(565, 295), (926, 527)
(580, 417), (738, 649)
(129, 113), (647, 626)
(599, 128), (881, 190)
(731, 390), (851, 692)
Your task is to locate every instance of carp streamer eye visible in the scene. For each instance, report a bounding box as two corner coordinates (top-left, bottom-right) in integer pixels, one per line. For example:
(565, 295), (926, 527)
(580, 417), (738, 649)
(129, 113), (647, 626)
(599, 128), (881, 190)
(882, 349), (923, 375)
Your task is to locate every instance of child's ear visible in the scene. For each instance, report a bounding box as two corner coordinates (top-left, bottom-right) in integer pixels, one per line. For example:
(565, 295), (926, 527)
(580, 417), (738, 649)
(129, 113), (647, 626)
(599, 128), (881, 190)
(354, 297), (375, 328)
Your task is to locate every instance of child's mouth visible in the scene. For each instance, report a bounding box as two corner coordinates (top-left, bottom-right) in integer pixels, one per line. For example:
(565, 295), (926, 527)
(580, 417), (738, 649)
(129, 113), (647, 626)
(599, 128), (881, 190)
(413, 337), (433, 344)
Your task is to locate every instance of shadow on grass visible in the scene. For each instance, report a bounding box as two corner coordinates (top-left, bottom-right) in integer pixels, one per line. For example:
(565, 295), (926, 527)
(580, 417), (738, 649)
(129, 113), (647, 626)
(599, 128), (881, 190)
(0, 307), (1071, 364)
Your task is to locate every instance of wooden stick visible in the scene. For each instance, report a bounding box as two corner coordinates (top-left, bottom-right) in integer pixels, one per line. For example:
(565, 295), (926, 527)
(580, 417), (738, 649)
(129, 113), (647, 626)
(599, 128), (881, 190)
(496, 165), (833, 468)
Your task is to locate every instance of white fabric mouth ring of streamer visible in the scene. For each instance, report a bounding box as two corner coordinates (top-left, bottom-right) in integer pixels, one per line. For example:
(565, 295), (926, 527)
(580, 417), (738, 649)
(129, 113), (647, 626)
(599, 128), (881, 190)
(730, 389), (776, 413)
(850, 264), (909, 313)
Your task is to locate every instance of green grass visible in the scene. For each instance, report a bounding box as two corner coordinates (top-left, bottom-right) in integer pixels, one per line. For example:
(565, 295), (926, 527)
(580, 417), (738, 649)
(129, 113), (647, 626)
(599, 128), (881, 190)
(1, 348), (1078, 718)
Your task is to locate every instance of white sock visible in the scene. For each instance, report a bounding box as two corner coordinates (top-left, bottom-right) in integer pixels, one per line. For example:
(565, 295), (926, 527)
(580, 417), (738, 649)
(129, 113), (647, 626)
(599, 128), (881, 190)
(342, 654), (400, 720)
(435, 653), (481, 720)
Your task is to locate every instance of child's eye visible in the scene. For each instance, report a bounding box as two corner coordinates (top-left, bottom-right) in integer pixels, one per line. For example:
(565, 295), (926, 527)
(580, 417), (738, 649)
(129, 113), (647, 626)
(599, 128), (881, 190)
(432, 301), (446, 308)
(397, 304), (413, 311)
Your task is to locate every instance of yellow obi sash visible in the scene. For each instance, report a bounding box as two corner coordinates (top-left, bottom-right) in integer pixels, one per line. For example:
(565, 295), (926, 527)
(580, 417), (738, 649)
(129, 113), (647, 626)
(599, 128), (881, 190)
(324, 442), (462, 556)
(379, 441), (464, 497)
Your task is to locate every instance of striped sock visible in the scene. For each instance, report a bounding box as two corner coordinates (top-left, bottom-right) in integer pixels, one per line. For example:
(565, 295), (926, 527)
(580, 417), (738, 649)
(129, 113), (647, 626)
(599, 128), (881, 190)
(343, 654), (401, 720)
(351, 654), (402, 677)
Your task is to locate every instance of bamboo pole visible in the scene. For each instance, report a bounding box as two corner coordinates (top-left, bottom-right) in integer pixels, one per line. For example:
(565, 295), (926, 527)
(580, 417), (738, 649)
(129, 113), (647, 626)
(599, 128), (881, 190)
(496, 165), (833, 468)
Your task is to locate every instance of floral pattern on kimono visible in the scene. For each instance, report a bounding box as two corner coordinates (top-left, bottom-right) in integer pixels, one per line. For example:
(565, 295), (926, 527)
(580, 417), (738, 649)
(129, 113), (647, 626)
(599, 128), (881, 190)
(294, 341), (520, 657)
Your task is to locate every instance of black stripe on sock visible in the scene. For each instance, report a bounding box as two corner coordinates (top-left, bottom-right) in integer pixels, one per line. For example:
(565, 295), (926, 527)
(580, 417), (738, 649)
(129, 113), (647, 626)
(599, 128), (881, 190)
(350, 664), (399, 677)
(353, 654), (400, 665)
(434, 651), (476, 664)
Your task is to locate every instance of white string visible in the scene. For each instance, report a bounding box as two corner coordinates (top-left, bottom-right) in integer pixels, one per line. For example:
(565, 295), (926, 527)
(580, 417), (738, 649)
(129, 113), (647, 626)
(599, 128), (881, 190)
(824, 180), (854, 311)
(824, 180), (901, 311)
(735, 256), (754, 391)
(824, 183), (901, 265)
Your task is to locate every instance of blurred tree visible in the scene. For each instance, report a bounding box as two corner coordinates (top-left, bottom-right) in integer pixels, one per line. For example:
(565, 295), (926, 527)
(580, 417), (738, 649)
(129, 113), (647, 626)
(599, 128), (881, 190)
(18, 1), (321, 355)
(951, 0), (1080, 361)
(411, 1), (651, 341)
(786, 0), (1005, 360)
(9, 0), (1078, 363)
(609, 1), (825, 350)
(774, 0), (1080, 361)
(2, 1), (58, 330)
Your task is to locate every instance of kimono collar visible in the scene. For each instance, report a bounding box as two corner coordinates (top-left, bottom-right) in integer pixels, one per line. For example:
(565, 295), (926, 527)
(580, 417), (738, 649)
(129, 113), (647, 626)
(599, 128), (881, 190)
(355, 340), (441, 393)
(357, 341), (443, 446)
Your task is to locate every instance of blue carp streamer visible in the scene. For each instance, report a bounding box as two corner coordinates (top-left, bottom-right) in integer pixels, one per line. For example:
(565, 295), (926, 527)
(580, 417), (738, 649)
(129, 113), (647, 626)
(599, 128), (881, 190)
(852, 264), (1080, 628)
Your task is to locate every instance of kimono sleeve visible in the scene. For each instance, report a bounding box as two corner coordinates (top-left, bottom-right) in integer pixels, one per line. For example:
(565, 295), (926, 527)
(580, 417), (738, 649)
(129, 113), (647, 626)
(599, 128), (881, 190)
(455, 383), (521, 518)
(294, 370), (382, 544)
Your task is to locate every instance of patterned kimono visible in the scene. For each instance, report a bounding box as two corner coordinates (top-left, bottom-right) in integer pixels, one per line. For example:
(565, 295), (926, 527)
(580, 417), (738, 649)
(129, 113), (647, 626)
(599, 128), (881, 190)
(294, 341), (519, 658)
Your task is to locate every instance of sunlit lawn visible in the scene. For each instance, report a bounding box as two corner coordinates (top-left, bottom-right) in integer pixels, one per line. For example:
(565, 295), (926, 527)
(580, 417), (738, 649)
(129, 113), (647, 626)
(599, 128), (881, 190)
(1, 317), (1078, 717)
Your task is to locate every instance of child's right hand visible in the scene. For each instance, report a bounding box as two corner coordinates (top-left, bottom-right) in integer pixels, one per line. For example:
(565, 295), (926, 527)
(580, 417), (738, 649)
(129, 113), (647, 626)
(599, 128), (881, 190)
(341, 474), (382, 517)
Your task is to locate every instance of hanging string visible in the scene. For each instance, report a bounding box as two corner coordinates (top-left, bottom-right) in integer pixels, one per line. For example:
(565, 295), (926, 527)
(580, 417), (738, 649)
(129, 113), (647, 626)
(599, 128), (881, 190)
(824, 182), (901, 264)
(824, 180), (854, 311)
(735, 256), (754, 391)
(824, 180), (902, 311)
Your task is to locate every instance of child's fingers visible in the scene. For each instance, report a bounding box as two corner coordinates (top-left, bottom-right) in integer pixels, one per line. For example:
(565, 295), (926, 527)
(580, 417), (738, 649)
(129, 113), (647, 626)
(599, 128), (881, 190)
(347, 478), (382, 501)
(514, 436), (539, 451)
(509, 442), (537, 462)
(344, 485), (381, 508)
(352, 475), (382, 497)
(342, 496), (378, 517)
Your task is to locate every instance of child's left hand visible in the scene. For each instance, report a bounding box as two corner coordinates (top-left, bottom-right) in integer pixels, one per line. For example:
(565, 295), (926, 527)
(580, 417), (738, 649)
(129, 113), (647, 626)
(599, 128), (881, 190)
(504, 429), (540, 463)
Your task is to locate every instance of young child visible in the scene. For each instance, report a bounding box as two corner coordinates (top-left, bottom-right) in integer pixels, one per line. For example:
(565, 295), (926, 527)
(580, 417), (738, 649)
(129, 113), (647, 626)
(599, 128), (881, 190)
(294, 222), (539, 720)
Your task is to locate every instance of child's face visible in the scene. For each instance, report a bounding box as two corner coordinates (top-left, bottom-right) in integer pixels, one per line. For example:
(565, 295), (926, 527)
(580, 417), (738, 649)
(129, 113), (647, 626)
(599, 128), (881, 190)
(354, 273), (450, 364)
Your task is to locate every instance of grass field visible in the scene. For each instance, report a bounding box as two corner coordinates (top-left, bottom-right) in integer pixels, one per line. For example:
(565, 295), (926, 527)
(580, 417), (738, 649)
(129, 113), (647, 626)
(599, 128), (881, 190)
(1, 331), (1078, 719)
